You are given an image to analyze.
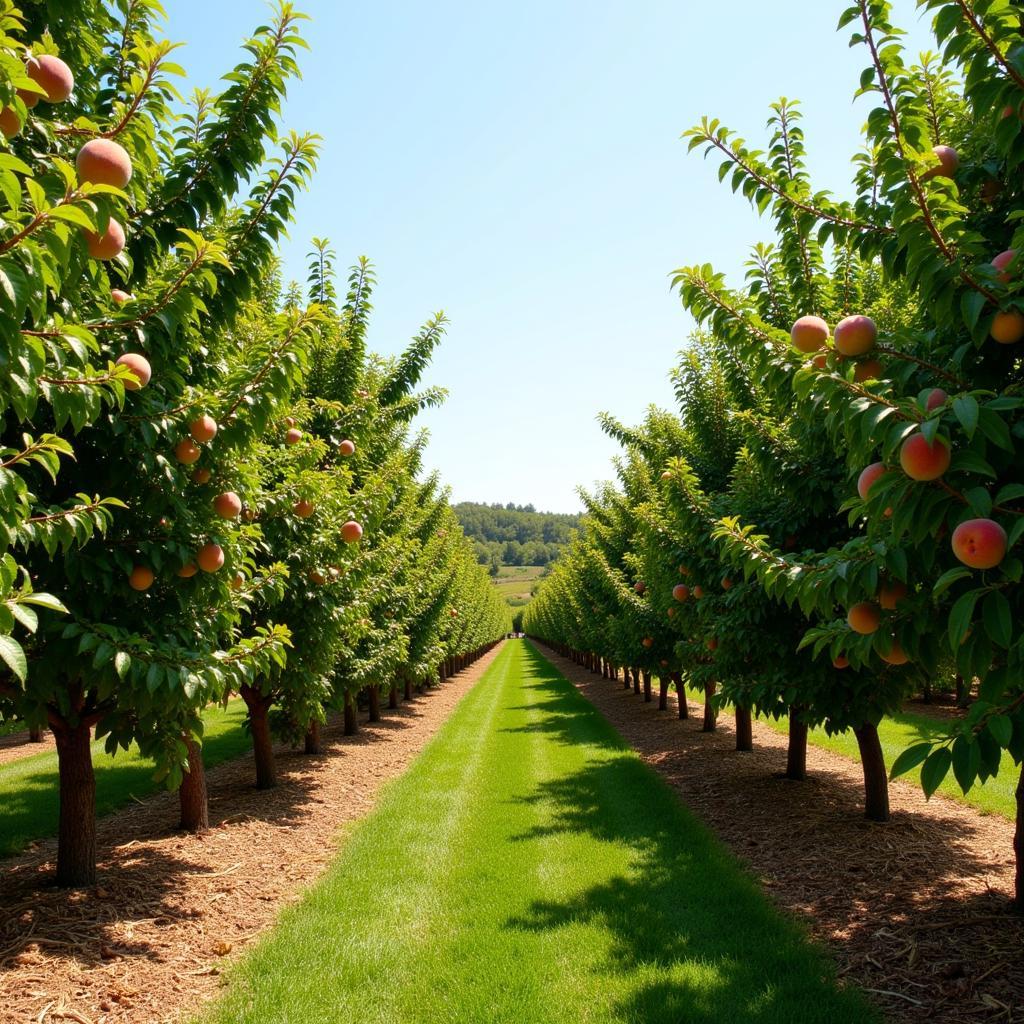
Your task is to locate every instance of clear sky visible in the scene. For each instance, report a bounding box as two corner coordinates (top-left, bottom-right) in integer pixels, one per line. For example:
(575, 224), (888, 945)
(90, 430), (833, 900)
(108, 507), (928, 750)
(162, 0), (933, 513)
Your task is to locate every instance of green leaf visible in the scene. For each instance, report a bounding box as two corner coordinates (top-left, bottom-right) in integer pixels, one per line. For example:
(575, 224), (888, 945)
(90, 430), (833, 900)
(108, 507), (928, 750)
(0, 633), (27, 682)
(921, 746), (952, 798)
(890, 741), (931, 779)
(932, 566), (971, 597)
(952, 395), (979, 439)
(988, 714), (1013, 747)
(981, 590), (1012, 648)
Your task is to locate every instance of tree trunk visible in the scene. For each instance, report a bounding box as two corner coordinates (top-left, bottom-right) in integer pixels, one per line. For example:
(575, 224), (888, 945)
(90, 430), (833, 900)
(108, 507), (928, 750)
(622, 668), (630, 691)
(304, 720), (322, 754)
(658, 677), (669, 711)
(404, 677), (413, 701)
(368, 685), (381, 723)
(786, 706), (807, 781)
(389, 685), (399, 709)
(955, 674), (970, 709)
(672, 672), (687, 719)
(702, 683), (717, 732)
(344, 690), (358, 735)
(29, 724), (43, 742)
(642, 671), (652, 703)
(735, 706), (752, 751)
(243, 690), (276, 790)
(1014, 762), (1022, 912)
(54, 718), (96, 887)
(632, 668), (641, 695)
(854, 722), (890, 822)
(179, 735), (209, 832)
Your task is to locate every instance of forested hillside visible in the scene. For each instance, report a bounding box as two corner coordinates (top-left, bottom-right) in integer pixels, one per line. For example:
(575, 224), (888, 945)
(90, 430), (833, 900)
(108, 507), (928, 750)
(455, 503), (580, 570)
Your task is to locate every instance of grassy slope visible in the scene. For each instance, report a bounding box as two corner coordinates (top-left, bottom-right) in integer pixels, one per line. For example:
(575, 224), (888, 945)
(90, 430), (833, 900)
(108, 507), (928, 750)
(0, 700), (250, 857)
(200, 642), (872, 1024)
(493, 564), (545, 605)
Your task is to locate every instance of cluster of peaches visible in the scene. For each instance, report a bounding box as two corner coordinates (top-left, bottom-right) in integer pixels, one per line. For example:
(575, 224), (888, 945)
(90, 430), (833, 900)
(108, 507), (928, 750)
(634, 571), (732, 656)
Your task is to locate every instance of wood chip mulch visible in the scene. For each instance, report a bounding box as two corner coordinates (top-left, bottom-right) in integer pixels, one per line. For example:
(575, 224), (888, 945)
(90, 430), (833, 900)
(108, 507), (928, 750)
(0, 729), (56, 767)
(0, 644), (504, 1024)
(534, 643), (1023, 1024)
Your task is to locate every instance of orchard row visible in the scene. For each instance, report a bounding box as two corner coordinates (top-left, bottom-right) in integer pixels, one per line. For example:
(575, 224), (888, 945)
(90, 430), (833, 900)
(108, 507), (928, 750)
(0, 0), (510, 887)
(525, 0), (1024, 911)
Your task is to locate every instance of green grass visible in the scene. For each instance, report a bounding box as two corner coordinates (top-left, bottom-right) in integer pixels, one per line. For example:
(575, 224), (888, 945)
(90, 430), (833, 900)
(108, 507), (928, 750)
(0, 700), (250, 858)
(199, 641), (873, 1024)
(492, 564), (546, 605)
(683, 686), (1018, 820)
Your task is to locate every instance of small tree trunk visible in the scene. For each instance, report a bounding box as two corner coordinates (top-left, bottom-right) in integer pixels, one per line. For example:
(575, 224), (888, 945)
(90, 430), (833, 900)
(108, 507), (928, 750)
(854, 722), (890, 822)
(304, 720), (322, 754)
(632, 668), (641, 695)
(658, 676), (669, 711)
(344, 690), (358, 735)
(242, 688), (276, 790)
(922, 680), (932, 704)
(404, 677), (413, 700)
(368, 685), (381, 723)
(29, 724), (43, 742)
(179, 735), (209, 832)
(735, 706), (752, 751)
(672, 672), (687, 719)
(642, 671), (652, 703)
(1013, 762), (1022, 911)
(955, 674), (970, 709)
(787, 706), (807, 781)
(389, 685), (399, 709)
(702, 683), (717, 732)
(53, 718), (96, 887)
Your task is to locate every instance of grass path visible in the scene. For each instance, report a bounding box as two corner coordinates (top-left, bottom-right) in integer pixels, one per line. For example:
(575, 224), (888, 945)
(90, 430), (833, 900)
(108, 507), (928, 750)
(200, 641), (872, 1024)
(0, 700), (249, 857)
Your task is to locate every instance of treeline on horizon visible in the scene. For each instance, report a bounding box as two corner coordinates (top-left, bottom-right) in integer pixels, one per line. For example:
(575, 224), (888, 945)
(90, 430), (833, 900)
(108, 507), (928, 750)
(454, 502), (581, 570)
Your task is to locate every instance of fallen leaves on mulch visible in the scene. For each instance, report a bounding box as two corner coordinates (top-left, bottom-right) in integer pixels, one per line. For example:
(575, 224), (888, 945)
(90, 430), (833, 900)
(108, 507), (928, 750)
(537, 644), (1023, 1024)
(0, 645), (503, 1024)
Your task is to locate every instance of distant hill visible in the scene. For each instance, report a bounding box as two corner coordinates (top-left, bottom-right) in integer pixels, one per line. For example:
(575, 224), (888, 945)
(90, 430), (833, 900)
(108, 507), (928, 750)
(454, 502), (580, 574)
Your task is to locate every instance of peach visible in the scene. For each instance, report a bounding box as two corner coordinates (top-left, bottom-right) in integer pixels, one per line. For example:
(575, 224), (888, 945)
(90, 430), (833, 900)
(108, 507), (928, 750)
(0, 106), (22, 139)
(721, 577), (733, 590)
(878, 581), (907, 609)
(853, 358), (882, 382)
(230, 572), (244, 591)
(692, 585), (705, 599)
(176, 562), (198, 578)
(790, 315), (829, 353)
(197, 543), (224, 573)
(667, 607), (676, 619)
(339, 439), (355, 456)
(110, 288), (133, 305)
(993, 248), (1017, 284)
(660, 470), (673, 481)
(284, 416), (296, 428)
(848, 602), (880, 635)
(832, 655), (849, 669)
(308, 569), (326, 585)
(879, 639), (909, 665)
(189, 414), (217, 442)
(213, 491), (241, 519)
(285, 427), (302, 444)
(991, 310), (1024, 344)
(115, 352), (151, 390)
(672, 584), (689, 602)
(642, 637), (654, 649)
(857, 462), (887, 501)
(925, 388), (948, 411)
(294, 499), (314, 518)
(76, 138), (132, 188)
(191, 467), (211, 485)
(341, 520), (363, 543)
(921, 145), (958, 181)
(83, 217), (125, 260)
(899, 432), (951, 481)
(679, 565), (690, 576)
(706, 638), (718, 651)
(25, 55), (74, 103)
(834, 314), (877, 356)
(128, 565), (154, 591)
(174, 439), (201, 465)
(634, 581), (646, 595)
(951, 518), (1007, 569)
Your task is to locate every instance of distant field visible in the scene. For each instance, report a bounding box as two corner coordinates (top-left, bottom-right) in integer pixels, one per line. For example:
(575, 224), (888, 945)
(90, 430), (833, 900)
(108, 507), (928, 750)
(492, 565), (546, 606)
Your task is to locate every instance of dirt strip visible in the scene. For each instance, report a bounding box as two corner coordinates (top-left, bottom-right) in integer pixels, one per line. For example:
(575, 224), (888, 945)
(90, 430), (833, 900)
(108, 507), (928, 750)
(0, 729), (57, 767)
(533, 643), (1023, 1024)
(0, 644), (504, 1024)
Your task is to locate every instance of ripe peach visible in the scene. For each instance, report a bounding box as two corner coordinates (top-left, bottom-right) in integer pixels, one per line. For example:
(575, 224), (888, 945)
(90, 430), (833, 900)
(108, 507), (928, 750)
(242, 508), (256, 523)
(878, 581), (907, 609)
(853, 358), (882, 383)
(879, 639), (909, 665)
(128, 565), (154, 591)
(110, 288), (133, 305)
(811, 353), (828, 370)
(0, 106), (22, 138)
(857, 462), (888, 501)
(634, 581), (646, 595)
(899, 432), (951, 481)
(660, 470), (673, 481)
(721, 577), (733, 591)
(341, 520), (363, 543)
(76, 138), (132, 189)
(921, 145), (959, 181)
(339, 439), (355, 456)
(951, 517), (1007, 569)
(25, 55), (74, 103)
(284, 416), (296, 428)
(213, 491), (241, 519)
(189, 415), (217, 443)
(832, 655), (849, 669)
(790, 315), (829, 353)
(692, 585), (705, 599)
(993, 248), (1017, 284)
(642, 637), (654, 649)
(672, 584), (689, 602)
(230, 572), (244, 591)
(197, 543), (224, 573)
(308, 569), (326, 585)
(83, 217), (125, 260)
(667, 607), (676, 619)
(285, 428), (302, 445)
(174, 439), (201, 465)
(191, 467), (211, 485)
(847, 602), (881, 635)
(834, 315), (877, 356)
(294, 499), (314, 518)
(176, 562), (198, 578)
(925, 388), (948, 411)
(115, 352), (151, 390)
(991, 310), (1024, 344)
(706, 638), (718, 651)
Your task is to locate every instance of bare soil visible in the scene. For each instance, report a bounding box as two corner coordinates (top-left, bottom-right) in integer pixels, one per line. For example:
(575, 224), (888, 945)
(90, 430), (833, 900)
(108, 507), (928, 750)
(535, 644), (1023, 1024)
(0, 645), (503, 1024)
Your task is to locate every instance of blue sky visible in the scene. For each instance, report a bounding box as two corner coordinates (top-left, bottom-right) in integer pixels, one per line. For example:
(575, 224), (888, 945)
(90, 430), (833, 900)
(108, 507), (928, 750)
(163, 1), (933, 513)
